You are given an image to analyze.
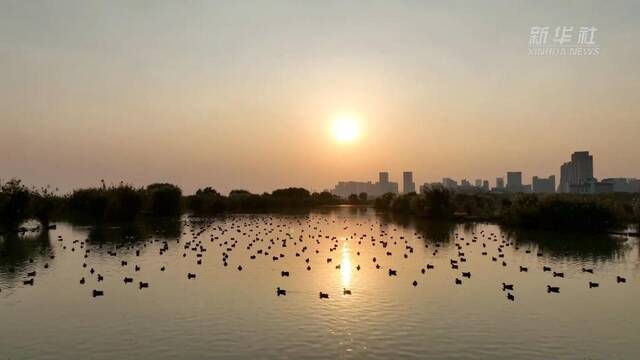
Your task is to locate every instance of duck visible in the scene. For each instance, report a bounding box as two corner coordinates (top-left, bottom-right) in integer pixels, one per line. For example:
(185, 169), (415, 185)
(519, 266), (528, 272)
(80, 277), (85, 285)
(276, 287), (286, 296)
(139, 282), (149, 289)
(97, 274), (104, 282)
(502, 283), (514, 291)
(281, 271), (290, 277)
(552, 272), (564, 278)
(507, 293), (515, 301)
(455, 278), (462, 285)
(343, 288), (352, 295)
(160, 266), (165, 272)
(187, 272), (196, 279)
(462, 272), (471, 278)
(92, 290), (104, 297)
(543, 266), (551, 272)
(589, 281), (599, 288)
(412, 280), (418, 287)
(319, 292), (329, 299)
(27, 271), (36, 277)
(582, 268), (594, 274)
(23, 278), (34, 286)
(426, 264), (434, 269)
(388, 269), (397, 276)
(617, 276), (626, 283)
(124, 277), (133, 284)
(547, 285), (560, 293)
(135, 265), (140, 272)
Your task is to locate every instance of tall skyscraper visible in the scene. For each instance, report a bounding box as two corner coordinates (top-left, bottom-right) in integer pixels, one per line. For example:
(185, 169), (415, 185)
(559, 151), (594, 192)
(506, 172), (523, 192)
(496, 177), (505, 189)
(379, 172), (389, 184)
(403, 171), (415, 193)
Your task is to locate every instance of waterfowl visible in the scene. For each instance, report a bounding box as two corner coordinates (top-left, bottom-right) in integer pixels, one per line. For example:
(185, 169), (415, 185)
(23, 278), (34, 286)
(426, 264), (434, 269)
(519, 266), (528, 272)
(343, 288), (352, 295)
(281, 271), (290, 277)
(502, 283), (514, 291)
(187, 273), (196, 279)
(80, 277), (85, 285)
(507, 293), (515, 301)
(582, 268), (594, 274)
(388, 269), (397, 276)
(135, 265), (140, 271)
(97, 274), (104, 282)
(617, 276), (626, 283)
(412, 280), (418, 287)
(455, 278), (462, 285)
(92, 290), (104, 297)
(237, 265), (243, 271)
(160, 266), (165, 272)
(547, 285), (560, 293)
(139, 282), (149, 289)
(543, 266), (551, 272)
(553, 272), (564, 278)
(27, 271), (36, 277)
(319, 292), (329, 299)
(589, 281), (599, 288)
(276, 287), (286, 296)
(124, 277), (133, 284)
(421, 268), (426, 274)
(462, 272), (471, 278)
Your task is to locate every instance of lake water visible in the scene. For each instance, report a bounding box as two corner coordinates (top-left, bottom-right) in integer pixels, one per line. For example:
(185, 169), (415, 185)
(1, 207), (639, 359)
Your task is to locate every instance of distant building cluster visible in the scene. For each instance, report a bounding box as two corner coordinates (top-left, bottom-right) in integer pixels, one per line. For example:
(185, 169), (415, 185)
(330, 172), (399, 199)
(329, 151), (639, 199)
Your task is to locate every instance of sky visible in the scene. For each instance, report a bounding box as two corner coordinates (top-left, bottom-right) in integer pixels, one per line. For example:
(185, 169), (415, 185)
(1, 0), (639, 194)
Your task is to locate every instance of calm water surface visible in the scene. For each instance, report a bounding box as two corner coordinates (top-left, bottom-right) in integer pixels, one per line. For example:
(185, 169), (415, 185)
(1, 207), (639, 359)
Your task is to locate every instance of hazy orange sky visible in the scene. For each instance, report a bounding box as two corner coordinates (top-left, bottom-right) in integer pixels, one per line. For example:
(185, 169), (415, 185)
(1, 1), (639, 194)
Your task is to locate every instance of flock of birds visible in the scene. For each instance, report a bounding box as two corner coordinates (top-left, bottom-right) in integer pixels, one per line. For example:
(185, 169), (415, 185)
(3, 214), (630, 303)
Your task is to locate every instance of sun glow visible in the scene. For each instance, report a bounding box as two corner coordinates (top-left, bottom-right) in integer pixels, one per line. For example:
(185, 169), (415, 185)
(331, 115), (361, 143)
(341, 241), (352, 288)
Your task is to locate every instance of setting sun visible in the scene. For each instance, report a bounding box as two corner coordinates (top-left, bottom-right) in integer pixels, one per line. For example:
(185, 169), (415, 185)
(331, 115), (361, 143)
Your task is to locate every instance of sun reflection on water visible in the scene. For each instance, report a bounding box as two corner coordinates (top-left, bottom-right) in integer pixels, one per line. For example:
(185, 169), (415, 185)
(341, 239), (352, 288)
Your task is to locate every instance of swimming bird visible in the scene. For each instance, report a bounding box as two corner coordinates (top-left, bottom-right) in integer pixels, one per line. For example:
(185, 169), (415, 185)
(276, 287), (286, 296)
(343, 288), (352, 295)
(319, 292), (329, 299)
(187, 273), (196, 279)
(92, 290), (104, 297)
(124, 277), (133, 284)
(553, 272), (564, 278)
(455, 278), (462, 285)
(27, 271), (36, 277)
(617, 276), (626, 283)
(412, 280), (418, 287)
(388, 269), (397, 276)
(80, 277), (85, 285)
(543, 266), (551, 272)
(462, 272), (471, 278)
(507, 293), (515, 301)
(281, 271), (290, 277)
(139, 282), (149, 289)
(582, 268), (594, 274)
(589, 281), (599, 288)
(23, 279), (34, 286)
(502, 283), (514, 291)
(519, 266), (528, 272)
(547, 285), (560, 293)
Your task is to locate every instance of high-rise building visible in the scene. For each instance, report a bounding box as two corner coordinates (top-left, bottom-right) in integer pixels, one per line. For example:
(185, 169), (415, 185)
(475, 179), (482, 187)
(496, 177), (505, 189)
(559, 151), (594, 192)
(442, 178), (458, 189)
(403, 171), (415, 193)
(482, 180), (490, 191)
(532, 175), (556, 193)
(506, 172), (523, 192)
(379, 172), (389, 184)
